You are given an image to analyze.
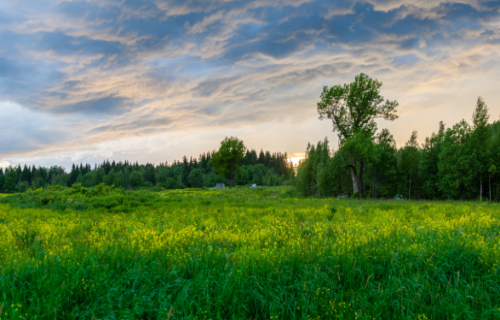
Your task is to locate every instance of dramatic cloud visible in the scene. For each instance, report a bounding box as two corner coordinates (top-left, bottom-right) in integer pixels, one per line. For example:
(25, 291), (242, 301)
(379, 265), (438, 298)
(1, 0), (500, 168)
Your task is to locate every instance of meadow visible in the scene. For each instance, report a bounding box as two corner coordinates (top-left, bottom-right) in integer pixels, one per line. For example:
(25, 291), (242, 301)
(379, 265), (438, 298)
(0, 186), (500, 320)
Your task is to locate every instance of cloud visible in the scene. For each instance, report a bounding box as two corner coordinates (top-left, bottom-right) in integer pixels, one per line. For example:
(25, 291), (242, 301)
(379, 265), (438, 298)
(0, 102), (66, 155)
(393, 53), (420, 67)
(55, 96), (133, 115)
(1, 0), (500, 165)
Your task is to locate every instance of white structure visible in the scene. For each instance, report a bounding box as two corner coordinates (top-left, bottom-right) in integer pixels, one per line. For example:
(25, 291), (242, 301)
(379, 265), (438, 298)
(251, 184), (257, 188)
(216, 183), (225, 190)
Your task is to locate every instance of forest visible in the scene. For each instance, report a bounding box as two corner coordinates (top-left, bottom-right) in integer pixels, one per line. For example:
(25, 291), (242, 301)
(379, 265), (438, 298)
(2, 102), (499, 202)
(0, 149), (294, 193)
(296, 115), (500, 202)
(1, 74), (499, 202)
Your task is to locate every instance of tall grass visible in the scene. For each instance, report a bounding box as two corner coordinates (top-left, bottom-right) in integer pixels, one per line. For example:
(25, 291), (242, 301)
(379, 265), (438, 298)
(0, 187), (499, 319)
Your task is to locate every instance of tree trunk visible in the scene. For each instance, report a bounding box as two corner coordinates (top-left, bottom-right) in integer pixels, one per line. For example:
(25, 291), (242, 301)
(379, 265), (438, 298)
(497, 178), (499, 202)
(358, 159), (364, 200)
(373, 167), (375, 200)
(409, 177), (411, 200)
(230, 170), (235, 188)
(317, 175), (320, 197)
(338, 167), (341, 197)
(350, 161), (359, 195)
(480, 175), (483, 202)
(489, 173), (491, 203)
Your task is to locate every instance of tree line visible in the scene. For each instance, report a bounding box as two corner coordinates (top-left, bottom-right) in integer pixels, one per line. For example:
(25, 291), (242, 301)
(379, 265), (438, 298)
(0, 148), (294, 193)
(296, 74), (500, 202)
(2, 73), (498, 201)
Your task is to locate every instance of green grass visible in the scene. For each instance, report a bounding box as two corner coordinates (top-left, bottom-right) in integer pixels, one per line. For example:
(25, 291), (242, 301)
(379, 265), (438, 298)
(0, 187), (499, 320)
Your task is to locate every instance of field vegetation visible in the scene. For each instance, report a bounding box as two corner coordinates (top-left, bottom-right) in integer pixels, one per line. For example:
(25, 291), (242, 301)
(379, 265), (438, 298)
(1, 187), (500, 319)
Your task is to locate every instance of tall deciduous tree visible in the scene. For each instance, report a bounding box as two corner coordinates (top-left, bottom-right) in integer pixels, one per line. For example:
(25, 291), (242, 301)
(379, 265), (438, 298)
(211, 137), (246, 188)
(317, 73), (398, 199)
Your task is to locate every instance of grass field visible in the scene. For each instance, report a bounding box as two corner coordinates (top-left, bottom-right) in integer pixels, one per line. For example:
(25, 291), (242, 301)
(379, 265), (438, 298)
(0, 187), (500, 319)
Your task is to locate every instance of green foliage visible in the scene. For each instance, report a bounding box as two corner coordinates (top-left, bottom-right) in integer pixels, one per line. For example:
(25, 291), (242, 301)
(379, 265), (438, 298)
(296, 138), (335, 197)
(0, 174), (5, 193)
(0, 183), (162, 212)
(188, 168), (203, 188)
(103, 169), (116, 186)
(419, 123), (445, 200)
(317, 73), (399, 139)
(16, 181), (30, 193)
(489, 165), (497, 175)
(340, 131), (376, 163)
(165, 177), (178, 189)
(438, 120), (476, 200)
(236, 168), (249, 185)
(399, 131), (421, 199)
(129, 170), (144, 188)
(4, 167), (17, 193)
(114, 170), (124, 188)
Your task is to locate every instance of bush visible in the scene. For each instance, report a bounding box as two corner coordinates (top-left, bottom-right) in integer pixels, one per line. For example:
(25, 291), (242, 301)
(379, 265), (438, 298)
(165, 178), (178, 190)
(16, 181), (30, 193)
(188, 169), (203, 188)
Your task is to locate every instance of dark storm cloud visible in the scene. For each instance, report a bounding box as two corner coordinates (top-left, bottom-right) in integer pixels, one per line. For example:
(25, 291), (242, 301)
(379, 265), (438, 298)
(2, 0), (500, 158)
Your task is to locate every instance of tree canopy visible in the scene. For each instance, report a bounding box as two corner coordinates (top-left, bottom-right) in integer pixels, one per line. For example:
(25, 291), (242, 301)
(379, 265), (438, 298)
(210, 137), (246, 188)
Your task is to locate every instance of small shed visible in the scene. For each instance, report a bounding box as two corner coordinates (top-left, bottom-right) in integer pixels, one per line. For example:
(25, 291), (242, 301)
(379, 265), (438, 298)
(216, 183), (225, 190)
(251, 184), (257, 188)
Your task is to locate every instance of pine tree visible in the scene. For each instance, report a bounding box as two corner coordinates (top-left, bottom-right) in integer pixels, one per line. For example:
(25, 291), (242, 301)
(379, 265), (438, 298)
(21, 165), (31, 185)
(4, 167), (18, 193)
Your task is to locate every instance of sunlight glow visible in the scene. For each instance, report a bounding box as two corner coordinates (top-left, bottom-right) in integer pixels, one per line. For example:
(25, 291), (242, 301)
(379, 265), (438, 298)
(288, 156), (305, 167)
(0, 160), (11, 169)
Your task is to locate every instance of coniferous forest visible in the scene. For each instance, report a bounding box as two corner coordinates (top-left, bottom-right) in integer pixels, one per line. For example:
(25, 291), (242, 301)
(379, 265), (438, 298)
(0, 149), (294, 193)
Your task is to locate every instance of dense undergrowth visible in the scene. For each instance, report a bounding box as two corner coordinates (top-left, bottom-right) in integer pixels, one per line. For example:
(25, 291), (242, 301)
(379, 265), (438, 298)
(0, 187), (500, 319)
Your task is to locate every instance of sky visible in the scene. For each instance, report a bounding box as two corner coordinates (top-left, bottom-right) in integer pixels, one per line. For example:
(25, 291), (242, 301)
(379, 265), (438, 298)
(1, 0), (500, 170)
